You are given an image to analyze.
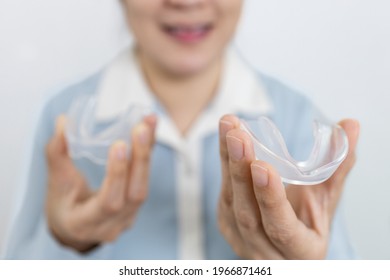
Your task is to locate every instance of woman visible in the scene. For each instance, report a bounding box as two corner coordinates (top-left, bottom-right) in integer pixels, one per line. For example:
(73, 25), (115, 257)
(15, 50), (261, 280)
(5, 0), (359, 259)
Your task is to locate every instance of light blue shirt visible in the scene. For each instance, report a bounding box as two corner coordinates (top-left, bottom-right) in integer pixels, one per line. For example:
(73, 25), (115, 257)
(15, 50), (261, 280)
(5, 48), (356, 259)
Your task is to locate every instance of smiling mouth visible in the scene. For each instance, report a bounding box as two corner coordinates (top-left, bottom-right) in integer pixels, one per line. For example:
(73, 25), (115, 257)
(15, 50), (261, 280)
(162, 23), (214, 44)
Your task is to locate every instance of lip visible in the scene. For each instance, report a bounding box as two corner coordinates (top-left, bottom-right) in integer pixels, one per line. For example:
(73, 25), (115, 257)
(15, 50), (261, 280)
(161, 23), (214, 44)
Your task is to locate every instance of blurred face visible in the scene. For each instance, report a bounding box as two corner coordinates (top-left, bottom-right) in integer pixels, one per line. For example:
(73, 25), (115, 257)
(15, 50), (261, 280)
(123, 0), (243, 76)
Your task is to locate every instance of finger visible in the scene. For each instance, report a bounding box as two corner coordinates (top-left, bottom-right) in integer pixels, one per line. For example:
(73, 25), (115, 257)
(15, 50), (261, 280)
(97, 141), (129, 214)
(226, 129), (284, 258)
(81, 119), (157, 227)
(226, 128), (263, 232)
(218, 116), (249, 255)
(219, 115), (240, 206)
(143, 114), (158, 132)
(329, 119), (360, 185)
(74, 141), (129, 228)
(126, 120), (156, 205)
(251, 160), (312, 258)
(45, 115), (83, 196)
(325, 119), (360, 213)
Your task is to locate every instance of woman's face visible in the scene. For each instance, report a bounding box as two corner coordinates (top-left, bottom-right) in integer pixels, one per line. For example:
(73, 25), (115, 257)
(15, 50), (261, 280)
(123, 0), (243, 76)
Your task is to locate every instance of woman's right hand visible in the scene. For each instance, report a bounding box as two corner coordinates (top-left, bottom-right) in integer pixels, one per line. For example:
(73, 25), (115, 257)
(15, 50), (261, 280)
(45, 115), (157, 252)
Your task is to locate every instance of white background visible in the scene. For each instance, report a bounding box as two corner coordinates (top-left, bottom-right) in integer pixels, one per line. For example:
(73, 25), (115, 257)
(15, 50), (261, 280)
(0, 0), (389, 259)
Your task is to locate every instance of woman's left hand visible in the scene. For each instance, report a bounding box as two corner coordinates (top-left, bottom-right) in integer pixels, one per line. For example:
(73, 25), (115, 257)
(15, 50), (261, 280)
(217, 115), (360, 259)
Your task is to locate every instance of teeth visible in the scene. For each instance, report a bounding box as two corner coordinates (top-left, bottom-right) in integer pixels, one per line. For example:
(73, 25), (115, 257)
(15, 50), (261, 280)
(167, 25), (209, 34)
(194, 26), (204, 32)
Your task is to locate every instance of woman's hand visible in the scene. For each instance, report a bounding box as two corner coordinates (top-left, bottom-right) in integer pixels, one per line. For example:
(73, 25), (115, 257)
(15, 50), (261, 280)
(45, 115), (157, 252)
(218, 114), (359, 259)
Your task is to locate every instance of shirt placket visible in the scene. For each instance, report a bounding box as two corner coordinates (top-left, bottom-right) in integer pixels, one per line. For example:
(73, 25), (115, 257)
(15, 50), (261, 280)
(176, 138), (205, 260)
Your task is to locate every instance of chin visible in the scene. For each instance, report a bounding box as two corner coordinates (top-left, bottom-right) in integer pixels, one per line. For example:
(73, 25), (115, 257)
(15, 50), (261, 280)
(165, 52), (217, 77)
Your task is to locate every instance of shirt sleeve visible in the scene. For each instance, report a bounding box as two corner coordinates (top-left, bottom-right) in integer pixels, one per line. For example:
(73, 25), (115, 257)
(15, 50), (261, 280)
(4, 95), (112, 260)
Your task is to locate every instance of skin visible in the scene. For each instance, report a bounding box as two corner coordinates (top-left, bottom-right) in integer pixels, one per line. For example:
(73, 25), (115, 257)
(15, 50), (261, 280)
(46, 115), (157, 251)
(123, 0), (243, 133)
(218, 115), (359, 259)
(45, 0), (360, 258)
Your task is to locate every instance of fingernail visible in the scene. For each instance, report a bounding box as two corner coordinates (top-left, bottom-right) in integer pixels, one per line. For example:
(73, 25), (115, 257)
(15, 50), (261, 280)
(115, 142), (127, 161)
(226, 135), (244, 161)
(251, 164), (269, 187)
(220, 120), (234, 137)
(137, 124), (150, 145)
(55, 115), (66, 136)
(352, 119), (360, 136)
(110, 142), (126, 161)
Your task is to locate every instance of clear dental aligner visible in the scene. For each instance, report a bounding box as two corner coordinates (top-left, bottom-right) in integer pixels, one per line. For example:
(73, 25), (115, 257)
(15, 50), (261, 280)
(241, 116), (349, 185)
(65, 95), (149, 165)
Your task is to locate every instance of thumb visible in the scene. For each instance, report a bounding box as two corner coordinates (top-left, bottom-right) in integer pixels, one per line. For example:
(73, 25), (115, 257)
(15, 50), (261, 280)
(46, 115), (89, 201)
(326, 119), (360, 213)
(331, 119), (360, 185)
(46, 115), (74, 172)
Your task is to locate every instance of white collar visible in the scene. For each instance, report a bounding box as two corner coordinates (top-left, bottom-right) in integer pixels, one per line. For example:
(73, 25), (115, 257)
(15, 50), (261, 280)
(95, 49), (156, 120)
(95, 46), (273, 150)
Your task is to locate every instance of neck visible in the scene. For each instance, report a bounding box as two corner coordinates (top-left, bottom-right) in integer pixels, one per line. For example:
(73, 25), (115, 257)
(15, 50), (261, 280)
(137, 50), (223, 136)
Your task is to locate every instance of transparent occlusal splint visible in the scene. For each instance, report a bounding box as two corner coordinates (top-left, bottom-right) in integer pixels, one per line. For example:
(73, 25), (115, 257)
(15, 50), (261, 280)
(65, 95), (150, 165)
(241, 116), (349, 185)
